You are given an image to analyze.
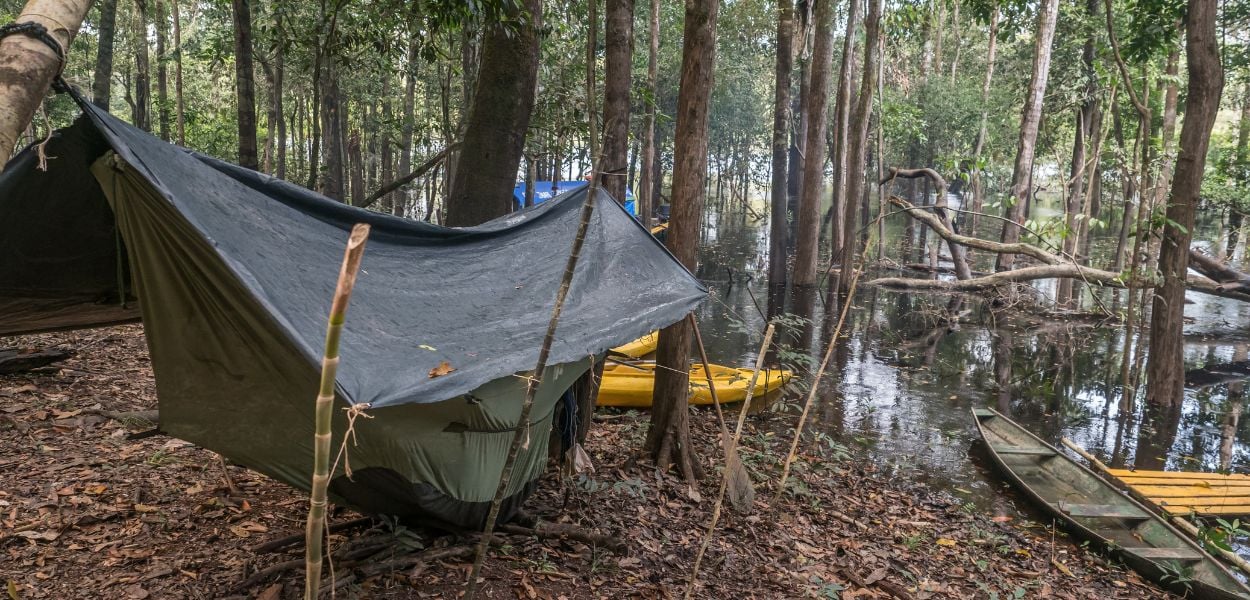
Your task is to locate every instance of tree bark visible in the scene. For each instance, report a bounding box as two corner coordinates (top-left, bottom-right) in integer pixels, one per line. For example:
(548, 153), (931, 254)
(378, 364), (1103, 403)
(792, 0), (836, 287)
(994, 0), (1058, 271)
(768, 0), (795, 299)
(171, 0), (184, 145)
(647, 0), (718, 479)
(155, 0), (169, 141)
(827, 0), (861, 260)
(0, 0), (92, 166)
(1146, 1), (1224, 407)
(638, 0), (660, 225)
(320, 64), (345, 200)
(835, 0), (881, 295)
(602, 0), (633, 204)
(446, 0), (542, 227)
(271, 24), (284, 178)
(399, 37), (419, 216)
(1230, 81), (1250, 259)
(967, 2), (998, 240)
(91, 0), (118, 111)
(132, 0), (151, 131)
(586, 0), (600, 166)
(232, 0), (258, 170)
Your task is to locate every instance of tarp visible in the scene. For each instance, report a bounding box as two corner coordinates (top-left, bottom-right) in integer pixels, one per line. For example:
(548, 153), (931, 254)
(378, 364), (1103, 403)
(0, 93), (707, 528)
(512, 180), (636, 216)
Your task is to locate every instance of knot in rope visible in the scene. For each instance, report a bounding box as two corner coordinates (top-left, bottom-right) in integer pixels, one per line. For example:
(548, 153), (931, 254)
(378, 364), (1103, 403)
(0, 21), (69, 93)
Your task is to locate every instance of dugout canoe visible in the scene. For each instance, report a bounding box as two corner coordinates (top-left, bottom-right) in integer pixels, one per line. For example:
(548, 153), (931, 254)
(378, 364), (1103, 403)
(597, 361), (791, 408)
(972, 408), (1250, 600)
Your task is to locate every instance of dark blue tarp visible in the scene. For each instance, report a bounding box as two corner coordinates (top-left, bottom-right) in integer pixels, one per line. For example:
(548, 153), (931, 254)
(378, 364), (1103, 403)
(513, 181), (636, 216)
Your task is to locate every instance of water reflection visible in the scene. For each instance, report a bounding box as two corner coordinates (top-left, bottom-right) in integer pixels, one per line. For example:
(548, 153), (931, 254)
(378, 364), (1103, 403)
(690, 203), (1250, 515)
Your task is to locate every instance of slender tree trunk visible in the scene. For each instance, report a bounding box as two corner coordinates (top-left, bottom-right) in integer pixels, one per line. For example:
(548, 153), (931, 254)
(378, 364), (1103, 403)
(155, 0), (169, 141)
(639, 0), (660, 224)
(647, 0), (718, 479)
(835, 0), (881, 295)
(768, 0), (794, 302)
(968, 3), (998, 241)
(446, 0), (542, 226)
(792, 0), (836, 287)
(1230, 80), (1250, 259)
(232, 0), (258, 169)
(171, 0), (184, 145)
(399, 37), (418, 216)
(1056, 0), (1099, 306)
(827, 0), (861, 262)
(320, 64), (345, 200)
(379, 75), (393, 213)
(1146, 3), (1223, 407)
(272, 30), (285, 178)
(91, 0), (118, 111)
(586, 0), (600, 165)
(602, 0), (633, 204)
(995, 0), (1058, 271)
(349, 130), (365, 205)
(132, 0), (151, 131)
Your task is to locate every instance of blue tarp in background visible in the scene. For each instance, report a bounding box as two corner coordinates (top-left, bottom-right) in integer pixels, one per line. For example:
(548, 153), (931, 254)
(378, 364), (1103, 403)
(513, 181), (636, 217)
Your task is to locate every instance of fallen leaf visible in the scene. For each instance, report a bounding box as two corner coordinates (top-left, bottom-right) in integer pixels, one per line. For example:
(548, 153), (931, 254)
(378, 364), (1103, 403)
(991, 515), (1012, 522)
(133, 504), (159, 513)
(7, 580), (17, 600)
(428, 361), (456, 378)
(15, 530), (59, 542)
(1051, 559), (1074, 577)
(418, 344), (437, 352)
(256, 583), (282, 600)
(936, 538), (956, 547)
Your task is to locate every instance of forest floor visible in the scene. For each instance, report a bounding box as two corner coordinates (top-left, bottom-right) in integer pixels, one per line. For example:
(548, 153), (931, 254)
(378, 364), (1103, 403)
(1, 325), (1174, 599)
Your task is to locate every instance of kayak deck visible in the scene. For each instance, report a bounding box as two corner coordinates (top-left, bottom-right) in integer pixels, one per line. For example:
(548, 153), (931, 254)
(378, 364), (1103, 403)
(597, 361), (791, 408)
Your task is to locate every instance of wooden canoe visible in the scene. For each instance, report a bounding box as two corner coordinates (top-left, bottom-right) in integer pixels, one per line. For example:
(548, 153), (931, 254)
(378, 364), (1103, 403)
(596, 361), (791, 408)
(972, 408), (1250, 600)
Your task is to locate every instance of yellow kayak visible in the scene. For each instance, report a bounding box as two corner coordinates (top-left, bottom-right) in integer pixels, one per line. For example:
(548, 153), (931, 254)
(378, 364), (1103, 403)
(610, 331), (659, 358)
(596, 361), (792, 408)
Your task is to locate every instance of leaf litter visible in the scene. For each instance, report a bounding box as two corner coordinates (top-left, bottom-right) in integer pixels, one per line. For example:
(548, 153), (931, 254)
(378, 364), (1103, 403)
(0, 325), (1172, 598)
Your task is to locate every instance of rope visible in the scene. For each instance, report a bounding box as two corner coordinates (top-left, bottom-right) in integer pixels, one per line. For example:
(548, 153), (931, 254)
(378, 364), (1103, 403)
(0, 21), (69, 93)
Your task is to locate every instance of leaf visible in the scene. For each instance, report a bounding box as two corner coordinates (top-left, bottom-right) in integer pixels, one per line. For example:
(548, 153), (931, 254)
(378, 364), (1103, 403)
(428, 361), (456, 378)
(1051, 559), (1074, 577)
(936, 538), (957, 547)
(992, 515), (1012, 522)
(133, 504), (159, 513)
(6, 580), (17, 600)
(418, 344), (437, 352)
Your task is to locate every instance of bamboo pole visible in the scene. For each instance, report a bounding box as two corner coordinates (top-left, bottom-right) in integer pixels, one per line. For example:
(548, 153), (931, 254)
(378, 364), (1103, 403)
(685, 323), (776, 600)
(305, 223), (371, 600)
(689, 314), (754, 510)
(464, 183), (601, 599)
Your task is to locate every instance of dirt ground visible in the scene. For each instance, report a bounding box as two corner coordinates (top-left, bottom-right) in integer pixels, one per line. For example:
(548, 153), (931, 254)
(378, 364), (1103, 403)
(2, 325), (1173, 599)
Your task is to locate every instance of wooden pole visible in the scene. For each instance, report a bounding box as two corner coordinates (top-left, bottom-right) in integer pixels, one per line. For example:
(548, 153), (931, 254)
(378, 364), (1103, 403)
(685, 324), (775, 599)
(689, 314), (754, 510)
(305, 223), (371, 600)
(464, 183), (601, 599)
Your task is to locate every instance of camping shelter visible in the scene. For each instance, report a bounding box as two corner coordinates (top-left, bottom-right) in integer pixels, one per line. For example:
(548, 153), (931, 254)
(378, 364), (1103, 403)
(0, 93), (707, 529)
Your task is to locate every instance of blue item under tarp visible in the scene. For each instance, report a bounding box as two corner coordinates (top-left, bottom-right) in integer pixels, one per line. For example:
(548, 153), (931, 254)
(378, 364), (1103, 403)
(514, 181), (635, 216)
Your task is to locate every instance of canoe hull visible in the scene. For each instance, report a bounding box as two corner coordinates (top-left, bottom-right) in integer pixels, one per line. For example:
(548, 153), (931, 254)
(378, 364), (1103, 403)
(972, 408), (1250, 600)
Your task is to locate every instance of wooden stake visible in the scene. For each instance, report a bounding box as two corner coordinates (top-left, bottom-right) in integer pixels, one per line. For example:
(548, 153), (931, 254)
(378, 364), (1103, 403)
(685, 323), (775, 599)
(689, 313), (754, 510)
(464, 183), (600, 599)
(305, 223), (370, 600)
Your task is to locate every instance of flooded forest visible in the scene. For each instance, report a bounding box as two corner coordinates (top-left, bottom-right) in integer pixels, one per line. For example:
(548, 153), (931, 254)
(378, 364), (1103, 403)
(3, 0), (1250, 597)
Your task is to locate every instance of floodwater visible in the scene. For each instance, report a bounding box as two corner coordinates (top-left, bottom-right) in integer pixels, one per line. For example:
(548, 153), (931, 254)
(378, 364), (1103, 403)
(686, 198), (1250, 529)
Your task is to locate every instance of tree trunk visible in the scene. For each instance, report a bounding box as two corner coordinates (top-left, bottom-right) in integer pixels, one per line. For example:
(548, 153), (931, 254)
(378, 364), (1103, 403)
(968, 2), (998, 241)
(1056, 0), (1099, 306)
(446, 0), (542, 226)
(791, 0), (836, 287)
(638, 0), (660, 225)
(602, 0), (633, 204)
(828, 0), (861, 262)
(272, 27), (284, 178)
(994, 0), (1058, 272)
(647, 0), (718, 479)
(1146, 0), (1224, 407)
(586, 0), (600, 165)
(1231, 81), (1250, 259)
(91, 0), (118, 111)
(320, 64), (345, 200)
(172, 0), (184, 145)
(132, 0), (151, 131)
(0, 0), (92, 166)
(835, 0), (881, 295)
(232, 0), (258, 170)
(768, 0), (794, 301)
(155, 0), (169, 141)
(349, 130), (365, 206)
(399, 37), (418, 216)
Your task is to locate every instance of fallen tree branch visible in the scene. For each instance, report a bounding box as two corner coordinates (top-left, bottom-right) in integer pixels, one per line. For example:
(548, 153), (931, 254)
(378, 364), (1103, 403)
(0, 348), (72, 374)
(1188, 248), (1250, 293)
(498, 521), (627, 554)
(880, 169), (972, 280)
(871, 196), (1250, 304)
(84, 409), (160, 425)
(358, 143), (460, 210)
